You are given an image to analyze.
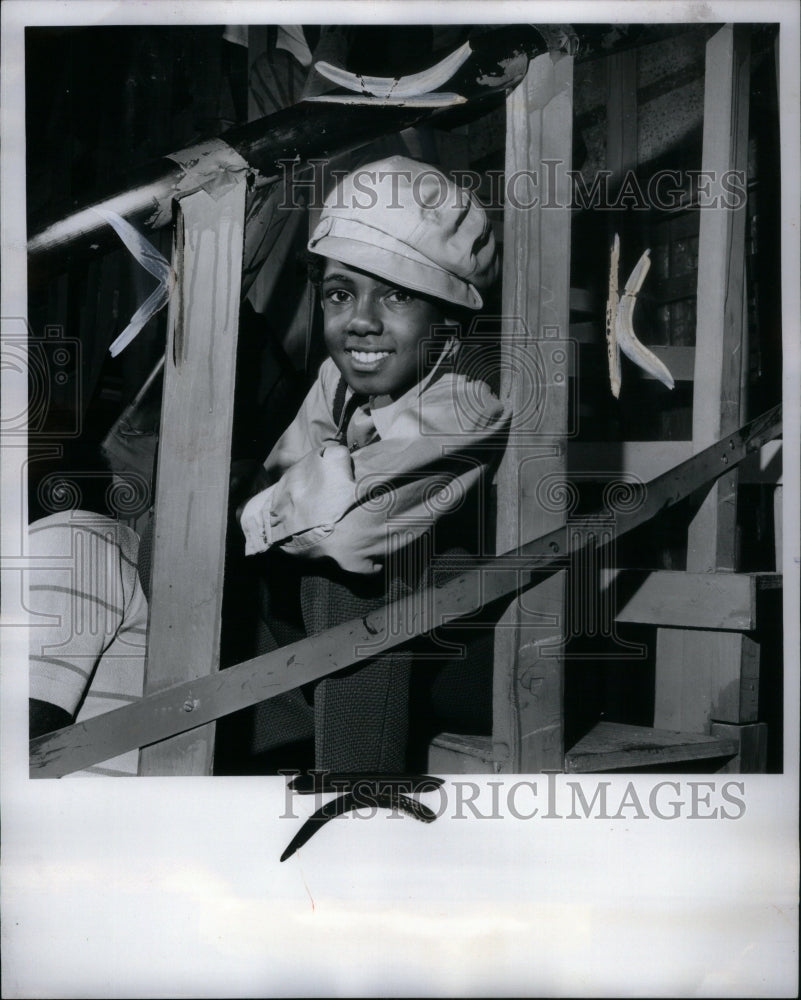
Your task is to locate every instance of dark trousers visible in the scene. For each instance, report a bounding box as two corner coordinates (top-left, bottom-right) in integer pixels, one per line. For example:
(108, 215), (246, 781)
(250, 563), (413, 772)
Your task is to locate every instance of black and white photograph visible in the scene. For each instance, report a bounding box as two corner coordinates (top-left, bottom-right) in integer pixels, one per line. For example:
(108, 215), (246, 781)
(1, 1), (798, 996)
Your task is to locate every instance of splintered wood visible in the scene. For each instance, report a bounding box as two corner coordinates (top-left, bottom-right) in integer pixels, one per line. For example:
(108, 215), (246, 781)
(139, 181), (246, 776)
(606, 233), (621, 397)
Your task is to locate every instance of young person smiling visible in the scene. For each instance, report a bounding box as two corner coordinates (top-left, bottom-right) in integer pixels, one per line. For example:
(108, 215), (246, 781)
(239, 156), (510, 772)
(27, 156), (510, 776)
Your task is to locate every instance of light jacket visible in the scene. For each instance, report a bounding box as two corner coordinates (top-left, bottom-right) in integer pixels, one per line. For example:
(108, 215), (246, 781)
(240, 341), (510, 575)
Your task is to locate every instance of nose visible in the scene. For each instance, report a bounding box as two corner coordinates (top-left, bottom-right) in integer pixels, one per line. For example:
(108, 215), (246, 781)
(348, 294), (383, 336)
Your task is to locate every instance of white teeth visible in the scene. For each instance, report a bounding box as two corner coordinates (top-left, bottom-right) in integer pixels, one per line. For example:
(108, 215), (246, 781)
(350, 350), (389, 363)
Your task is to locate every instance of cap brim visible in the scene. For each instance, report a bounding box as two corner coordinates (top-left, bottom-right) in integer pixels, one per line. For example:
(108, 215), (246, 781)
(308, 219), (483, 310)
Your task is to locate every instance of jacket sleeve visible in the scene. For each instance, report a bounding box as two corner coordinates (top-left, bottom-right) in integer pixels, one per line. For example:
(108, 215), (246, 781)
(242, 372), (510, 574)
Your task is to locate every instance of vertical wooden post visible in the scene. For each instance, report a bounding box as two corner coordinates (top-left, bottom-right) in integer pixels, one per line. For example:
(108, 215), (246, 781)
(773, 484), (783, 573)
(687, 24), (751, 572)
(654, 630), (760, 732)
(654, 26), (755, 750)
(139, 181), (246, 775)
(493, 53), (574, 773)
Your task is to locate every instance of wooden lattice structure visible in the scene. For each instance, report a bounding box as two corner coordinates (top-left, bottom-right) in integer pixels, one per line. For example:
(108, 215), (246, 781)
(28, 23), (783, 778)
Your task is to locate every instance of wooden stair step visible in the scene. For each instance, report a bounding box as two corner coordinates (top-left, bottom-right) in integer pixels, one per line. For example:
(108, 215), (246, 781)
(564, 721), (738, 773)
(428, 733), (495, 774)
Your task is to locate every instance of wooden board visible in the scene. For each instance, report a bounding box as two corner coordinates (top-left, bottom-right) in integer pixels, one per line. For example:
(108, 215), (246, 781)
(773, 485), (783, 572)
(428, 734), (495, 775)
(687, 24), (751, 572)
(493, 51), (574, 773)
(601, 569), (757, 630)
(565, 721), (738, 773)
(139, 181), (246, 775)
(711, 722), (768, 773)
(29, 404), (781, 777)
(654, 630), (760, 732)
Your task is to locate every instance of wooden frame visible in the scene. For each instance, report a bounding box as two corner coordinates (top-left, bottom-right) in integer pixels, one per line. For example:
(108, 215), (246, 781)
(139, 182), (247, 775)
(25, 22), (782, 779)
(492, 51), (574, 773)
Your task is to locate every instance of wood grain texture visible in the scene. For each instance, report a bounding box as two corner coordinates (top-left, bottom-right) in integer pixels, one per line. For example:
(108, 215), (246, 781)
(428, 734), (495, 774)
(565, 721), (738, 773)
(654, 629), (760, 732)
(601, 569), (757, 630)
(656, 28), (764, 784)
(687, 24), (751, 572)
(29, 405), (780, 776)
(139, 182), (246, 775)
(493, 52), (574, 773)
(773, 485), (783, 573)
(711, 721), (768, 773)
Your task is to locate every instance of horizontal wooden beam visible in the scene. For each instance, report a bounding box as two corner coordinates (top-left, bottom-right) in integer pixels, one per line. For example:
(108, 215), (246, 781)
(601, 569), (756, 630)
(570, 287), (598, 314)
(569, 320), (599, 344)
(565, 721), (737, 772)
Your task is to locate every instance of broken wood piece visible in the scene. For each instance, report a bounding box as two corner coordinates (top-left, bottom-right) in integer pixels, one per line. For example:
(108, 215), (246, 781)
(606, 233), (675, 397)
(313, 41), (473, 98)
(138, 180), (246, 776)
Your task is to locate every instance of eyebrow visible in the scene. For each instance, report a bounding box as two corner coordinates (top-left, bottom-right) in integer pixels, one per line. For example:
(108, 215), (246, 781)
(321, 272), (357, 286)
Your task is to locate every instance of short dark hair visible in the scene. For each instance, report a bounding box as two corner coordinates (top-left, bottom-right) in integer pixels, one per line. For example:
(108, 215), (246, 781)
(305, 251), (326, 289)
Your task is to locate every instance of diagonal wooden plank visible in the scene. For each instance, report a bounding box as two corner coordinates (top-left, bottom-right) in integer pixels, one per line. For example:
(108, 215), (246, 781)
(28, 402), (781, 777)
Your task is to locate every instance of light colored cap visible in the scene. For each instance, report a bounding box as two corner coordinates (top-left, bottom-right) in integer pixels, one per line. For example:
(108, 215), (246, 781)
(308, 156), (498, 310)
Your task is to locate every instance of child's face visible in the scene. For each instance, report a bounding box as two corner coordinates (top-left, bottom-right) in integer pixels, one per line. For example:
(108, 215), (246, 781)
(321, 260), (450, 399)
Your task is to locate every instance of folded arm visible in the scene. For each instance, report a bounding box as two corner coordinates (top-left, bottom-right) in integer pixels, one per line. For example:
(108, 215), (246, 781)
(240, 366), (509, 574)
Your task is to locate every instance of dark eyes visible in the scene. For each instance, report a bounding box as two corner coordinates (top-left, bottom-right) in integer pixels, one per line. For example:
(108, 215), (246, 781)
(323, 287), (415, 306)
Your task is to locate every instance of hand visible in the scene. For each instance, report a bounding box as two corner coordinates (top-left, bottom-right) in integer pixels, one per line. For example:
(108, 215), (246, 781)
(239, 486), (275, 556)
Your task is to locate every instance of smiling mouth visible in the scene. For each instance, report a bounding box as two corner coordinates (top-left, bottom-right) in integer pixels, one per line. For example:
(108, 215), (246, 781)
(347, 349), (392, 365)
